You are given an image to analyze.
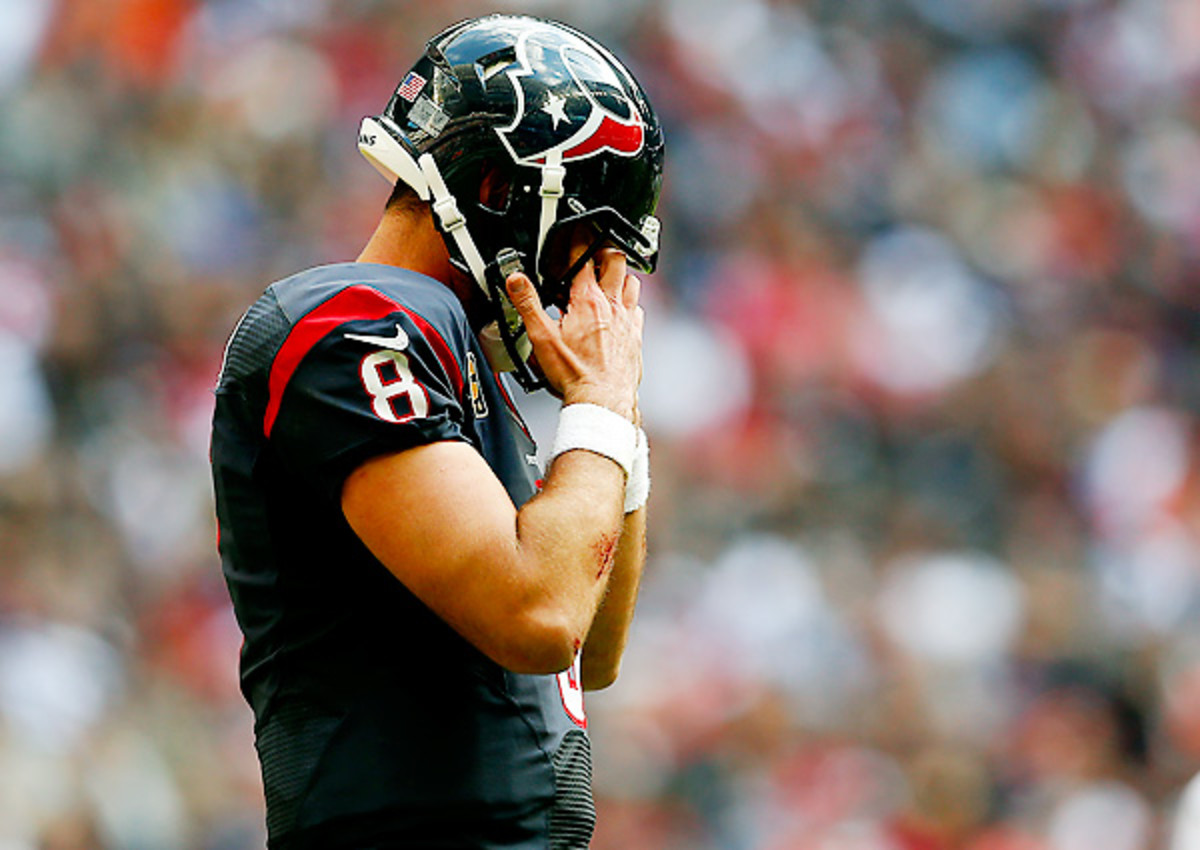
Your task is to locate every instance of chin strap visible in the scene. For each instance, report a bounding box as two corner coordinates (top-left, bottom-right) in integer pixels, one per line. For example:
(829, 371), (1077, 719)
(483, 250), (533, 376)
(536, 150), (566, 274)
(418, 153), (490, 296)
(479, 274), (536, 384)
(416, 151), (561, 390)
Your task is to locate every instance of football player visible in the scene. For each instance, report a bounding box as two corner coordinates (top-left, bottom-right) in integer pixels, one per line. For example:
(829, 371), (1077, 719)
(210, 14), (664, 849)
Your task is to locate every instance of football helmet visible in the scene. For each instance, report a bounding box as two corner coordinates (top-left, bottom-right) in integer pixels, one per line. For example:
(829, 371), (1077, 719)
(358, 14), (665, 390)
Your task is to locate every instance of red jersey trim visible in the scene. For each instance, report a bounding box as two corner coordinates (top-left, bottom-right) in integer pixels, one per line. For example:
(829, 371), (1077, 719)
(398, 302), (465, 401)
(263, 284), (464, 437)
(493, 373), (534, 442)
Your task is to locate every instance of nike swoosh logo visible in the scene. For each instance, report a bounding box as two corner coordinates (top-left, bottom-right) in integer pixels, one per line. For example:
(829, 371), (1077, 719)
(345, 324), (410, 352)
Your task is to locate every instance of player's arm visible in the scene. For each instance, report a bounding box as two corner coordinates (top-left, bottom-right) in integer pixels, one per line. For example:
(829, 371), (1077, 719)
(521, 246), (648, 687)
(342, 253), (642, 676)
(580, 502), (646, 690)
(342, 439), (624, 675)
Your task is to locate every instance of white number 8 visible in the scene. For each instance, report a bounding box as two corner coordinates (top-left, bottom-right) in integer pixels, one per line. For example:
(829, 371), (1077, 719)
(360, 350), (429, 423)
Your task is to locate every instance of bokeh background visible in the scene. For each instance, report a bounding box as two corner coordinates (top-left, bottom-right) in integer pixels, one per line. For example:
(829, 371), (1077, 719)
(3, 0), (1200, 847)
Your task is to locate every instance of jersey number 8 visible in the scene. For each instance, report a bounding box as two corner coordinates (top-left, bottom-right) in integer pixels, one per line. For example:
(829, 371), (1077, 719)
(360, 350), (430, 424)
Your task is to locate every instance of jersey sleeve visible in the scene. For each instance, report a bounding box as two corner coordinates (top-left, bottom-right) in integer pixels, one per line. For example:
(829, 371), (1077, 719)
(266, 293), (470, 499)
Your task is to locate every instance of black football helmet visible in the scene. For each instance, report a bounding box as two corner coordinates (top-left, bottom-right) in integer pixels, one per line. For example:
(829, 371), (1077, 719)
(358, 14), (665, 390)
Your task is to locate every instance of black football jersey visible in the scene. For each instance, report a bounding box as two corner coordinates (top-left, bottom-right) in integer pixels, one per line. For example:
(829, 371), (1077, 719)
(210, 263), (593, 849)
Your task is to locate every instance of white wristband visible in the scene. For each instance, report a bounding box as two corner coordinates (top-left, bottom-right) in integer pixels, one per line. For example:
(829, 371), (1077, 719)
(550, 403), (637, 478)
(624, 427), (650, 513)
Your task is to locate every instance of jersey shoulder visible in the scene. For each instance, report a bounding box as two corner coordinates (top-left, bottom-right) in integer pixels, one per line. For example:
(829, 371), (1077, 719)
(217, 263), (470, 404)
(271, 262), (469, 340)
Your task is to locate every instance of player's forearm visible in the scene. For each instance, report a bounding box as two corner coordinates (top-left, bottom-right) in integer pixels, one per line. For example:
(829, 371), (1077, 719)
(509, 449), (627, 667)
(580, 505), (645, 690)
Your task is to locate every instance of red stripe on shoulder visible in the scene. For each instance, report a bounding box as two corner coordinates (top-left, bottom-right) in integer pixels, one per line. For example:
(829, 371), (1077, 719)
(395, 303), (465, 402)
(263, 284), (464, 437)
(264, 286), (399, 437)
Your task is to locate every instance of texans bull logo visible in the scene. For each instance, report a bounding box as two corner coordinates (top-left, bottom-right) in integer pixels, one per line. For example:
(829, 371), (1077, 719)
(496, 26), (645, 166)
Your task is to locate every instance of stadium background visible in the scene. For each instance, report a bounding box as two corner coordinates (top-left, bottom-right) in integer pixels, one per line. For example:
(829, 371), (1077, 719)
(2, 0), (1200, 847)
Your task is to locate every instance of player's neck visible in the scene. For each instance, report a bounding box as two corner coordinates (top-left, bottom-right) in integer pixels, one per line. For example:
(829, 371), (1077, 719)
(359, 205), (454, 282)
(357, 205), (488, 325)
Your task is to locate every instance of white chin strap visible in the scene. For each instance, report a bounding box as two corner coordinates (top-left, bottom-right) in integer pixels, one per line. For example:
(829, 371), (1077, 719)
(359, 117), (570, 376)
(360, 115), (570, 296)
(415, 152), (533, 372)
(418, 153), (490, 296)
(536, 149), (565, 274)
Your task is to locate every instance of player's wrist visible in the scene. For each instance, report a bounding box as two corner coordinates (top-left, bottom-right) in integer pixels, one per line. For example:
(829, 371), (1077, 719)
(551, 402), (638, 478)
(561, 382), (635, 421)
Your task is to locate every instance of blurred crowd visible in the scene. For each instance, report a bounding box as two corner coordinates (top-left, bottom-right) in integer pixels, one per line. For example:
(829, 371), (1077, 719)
(2, 0), (1200, 847)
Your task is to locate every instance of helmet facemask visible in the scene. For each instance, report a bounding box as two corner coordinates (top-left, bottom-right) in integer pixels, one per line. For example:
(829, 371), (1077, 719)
(459, 176), (662, 392)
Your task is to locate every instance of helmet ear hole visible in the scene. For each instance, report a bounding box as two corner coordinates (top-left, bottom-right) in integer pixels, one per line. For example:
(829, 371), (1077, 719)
(539, 222), (609, 308)
(478, 165), (512, 213)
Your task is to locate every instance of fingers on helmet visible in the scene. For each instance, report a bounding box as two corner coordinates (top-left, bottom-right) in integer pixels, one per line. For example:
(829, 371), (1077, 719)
(622, 273), (641, 312)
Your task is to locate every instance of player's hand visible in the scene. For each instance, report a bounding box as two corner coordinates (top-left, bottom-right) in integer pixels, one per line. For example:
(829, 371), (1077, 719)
(506, 245), (643, 420)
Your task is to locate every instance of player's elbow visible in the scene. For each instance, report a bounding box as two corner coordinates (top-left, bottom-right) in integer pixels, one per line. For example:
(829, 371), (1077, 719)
(580, 644), (623, 690)
(581, 660), (620, 691)
(491, 608), (580, 675)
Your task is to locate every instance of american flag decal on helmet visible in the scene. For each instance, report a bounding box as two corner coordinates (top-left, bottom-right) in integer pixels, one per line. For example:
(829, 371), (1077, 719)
(396, 71), (426, 102)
